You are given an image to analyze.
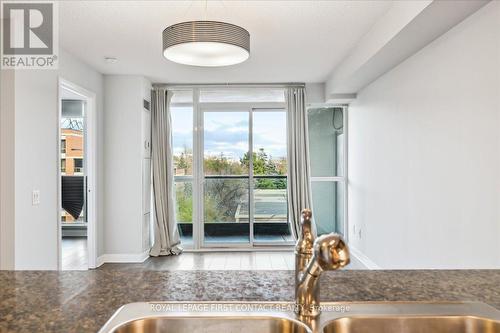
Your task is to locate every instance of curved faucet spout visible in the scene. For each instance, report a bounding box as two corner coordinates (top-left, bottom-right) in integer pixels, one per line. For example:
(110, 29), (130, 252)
(295, 209), (315, 287)
(295, 222), (350, 318)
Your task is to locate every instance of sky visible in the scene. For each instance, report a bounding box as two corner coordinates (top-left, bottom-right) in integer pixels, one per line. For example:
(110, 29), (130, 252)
(171, 107), (286, 161)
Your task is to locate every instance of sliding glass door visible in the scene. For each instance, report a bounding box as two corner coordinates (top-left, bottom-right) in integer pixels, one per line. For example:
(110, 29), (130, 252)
(171, 87), (292, 248)
(203, 110), (251, 245)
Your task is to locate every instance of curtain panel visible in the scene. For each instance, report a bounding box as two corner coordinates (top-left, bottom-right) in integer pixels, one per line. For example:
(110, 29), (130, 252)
(150, 88), (183, 256)
(286, 87), (315, 239)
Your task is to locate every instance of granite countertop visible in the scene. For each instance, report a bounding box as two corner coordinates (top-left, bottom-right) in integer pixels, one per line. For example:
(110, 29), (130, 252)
(1, 270), (499, 332)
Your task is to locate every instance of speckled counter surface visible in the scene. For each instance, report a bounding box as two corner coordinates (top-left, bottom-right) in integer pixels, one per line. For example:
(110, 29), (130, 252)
(1, 270), (499, 332)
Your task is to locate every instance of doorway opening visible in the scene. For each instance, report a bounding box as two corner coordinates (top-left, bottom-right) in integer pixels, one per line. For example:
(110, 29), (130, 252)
(58, 79), (97, 270)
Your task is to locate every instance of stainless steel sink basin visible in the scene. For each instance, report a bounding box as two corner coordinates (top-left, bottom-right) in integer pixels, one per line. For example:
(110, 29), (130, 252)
(99, 301), (500, 333)
(323, 316), (500, 333)
(111, 316), (310, 333)
(100, 302), (311, 333)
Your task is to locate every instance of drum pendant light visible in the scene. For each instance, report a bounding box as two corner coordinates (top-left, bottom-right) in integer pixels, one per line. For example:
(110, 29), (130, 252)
(162, 20), (250, 67)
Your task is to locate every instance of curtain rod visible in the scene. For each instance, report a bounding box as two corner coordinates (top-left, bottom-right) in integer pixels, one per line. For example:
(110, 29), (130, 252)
(152, 82), (306, 89)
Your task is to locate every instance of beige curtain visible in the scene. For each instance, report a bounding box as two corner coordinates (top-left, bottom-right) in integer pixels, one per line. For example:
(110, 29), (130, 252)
(286, 87), (314, 239)
(150, 88), (182, 256)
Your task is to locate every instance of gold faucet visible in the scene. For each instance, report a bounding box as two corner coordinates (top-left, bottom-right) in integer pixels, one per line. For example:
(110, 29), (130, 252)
(295, 209), (350, 318)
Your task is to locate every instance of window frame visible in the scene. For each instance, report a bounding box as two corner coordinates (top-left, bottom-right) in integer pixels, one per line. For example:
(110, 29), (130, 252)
(61, 139), (66, 154)
(73, 158), (84, 173)
(170, 87), (291, 249)
(61, 158), (66, 174)
(170, 92), (195, 246)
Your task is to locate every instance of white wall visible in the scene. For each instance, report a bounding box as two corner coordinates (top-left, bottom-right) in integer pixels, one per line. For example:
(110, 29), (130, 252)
(103, 75), (151, 257)
(2, 54), (151, 268)
(12, 70), (59, 269)
(0, 70), (16, 269)
(0, 50), (104, 269)
(348, 2), (500, 269)
(305, 83), (325, 104)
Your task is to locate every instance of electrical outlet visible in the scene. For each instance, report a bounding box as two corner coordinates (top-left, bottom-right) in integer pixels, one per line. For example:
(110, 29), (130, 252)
(32, 190), (40, 206)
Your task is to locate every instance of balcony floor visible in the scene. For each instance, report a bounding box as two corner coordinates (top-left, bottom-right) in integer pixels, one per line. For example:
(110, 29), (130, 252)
(183, 233), (295, 245)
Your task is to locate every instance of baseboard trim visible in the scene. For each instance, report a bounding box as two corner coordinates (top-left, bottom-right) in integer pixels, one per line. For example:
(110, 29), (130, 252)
(349, 246), (381, 270)
(96, 250), (150, 267)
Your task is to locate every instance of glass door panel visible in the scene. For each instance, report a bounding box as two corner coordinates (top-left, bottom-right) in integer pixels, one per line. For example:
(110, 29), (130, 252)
(252, 110), (291, 243)
(60, 100), (87, 225)
(203, 111), (250, 245)
(204, 177), (250, 243)
(171, 91), (194, 246)
(308, 107), (344, 177)
(174, 179), (193, 245)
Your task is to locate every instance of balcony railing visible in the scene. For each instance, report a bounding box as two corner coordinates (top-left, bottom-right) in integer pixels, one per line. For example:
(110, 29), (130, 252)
(177, 174), (291, 244)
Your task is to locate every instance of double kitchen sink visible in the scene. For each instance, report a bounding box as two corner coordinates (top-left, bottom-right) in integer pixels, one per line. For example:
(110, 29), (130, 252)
(100, 213), (499, 333)
(99, 301), (500, 333)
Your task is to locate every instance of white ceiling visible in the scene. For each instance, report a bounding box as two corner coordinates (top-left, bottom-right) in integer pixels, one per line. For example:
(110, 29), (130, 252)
(59, 1), (392, 84)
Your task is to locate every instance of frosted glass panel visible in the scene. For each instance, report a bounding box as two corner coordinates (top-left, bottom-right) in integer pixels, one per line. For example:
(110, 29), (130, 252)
(312, 181), (344, 236)
(308, 108), (344, 177)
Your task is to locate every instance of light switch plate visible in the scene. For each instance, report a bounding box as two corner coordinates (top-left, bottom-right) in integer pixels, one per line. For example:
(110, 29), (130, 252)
(32, 190), (40, 205)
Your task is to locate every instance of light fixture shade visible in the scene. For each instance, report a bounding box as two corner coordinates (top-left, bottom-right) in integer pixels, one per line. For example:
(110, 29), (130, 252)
(163, 21), (250, 67)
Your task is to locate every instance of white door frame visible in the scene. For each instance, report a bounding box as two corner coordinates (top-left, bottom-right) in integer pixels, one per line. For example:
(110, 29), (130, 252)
(198, 105), (253, 248)
(57, 78), (97, 269)
(197, 102), (291, 248)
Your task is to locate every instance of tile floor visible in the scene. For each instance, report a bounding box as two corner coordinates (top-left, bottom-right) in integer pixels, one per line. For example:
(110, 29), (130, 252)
(61, 238), (366, 271)
(61, 237), (88, 270)
(99, 251), (366, 271)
